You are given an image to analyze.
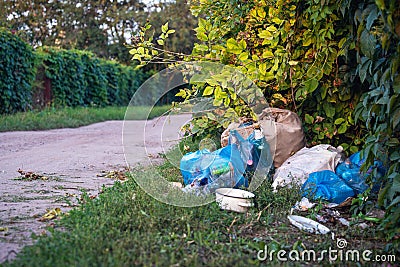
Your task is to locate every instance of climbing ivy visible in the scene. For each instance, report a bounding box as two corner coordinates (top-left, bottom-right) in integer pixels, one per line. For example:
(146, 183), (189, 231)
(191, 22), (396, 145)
(350, 0), (400, 248)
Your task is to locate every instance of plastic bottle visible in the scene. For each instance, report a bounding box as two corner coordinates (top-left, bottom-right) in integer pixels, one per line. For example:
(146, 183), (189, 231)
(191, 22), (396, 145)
(210, 160), (231, 176)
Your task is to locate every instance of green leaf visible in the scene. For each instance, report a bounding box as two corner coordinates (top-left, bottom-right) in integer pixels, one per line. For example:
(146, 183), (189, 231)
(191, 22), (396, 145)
(197, 32), (208, 41)
(375, 0), (385, 10)
(226, 38), (242, 54)
(258, 30), (273, 40)
(338, 123), (347, 134)
(366, 6), (378, 30)
(335, 118), (345, 125)
(272, 17), (283, 24)
(262, 50), (274, 59)
(167, 29), (175, 34)
(305, 114), (314, 124)
(323, 103), (335, 118)
(392, 109), (400, 129)
(157, 39), (164, 46)
(238, 52), (249, 61)
(350, 146), (358, 154)
(161, 22), (169, 33)
(202, 86), (214, 96)
(360, 30), (376, 58)
(304, 78), (319, 93)
(175, 89), (187, 98)
(238, 40), (247, 50)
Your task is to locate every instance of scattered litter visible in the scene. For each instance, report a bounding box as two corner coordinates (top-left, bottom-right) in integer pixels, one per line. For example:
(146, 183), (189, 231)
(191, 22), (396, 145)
(97, 169), (128, 181)
(294, 197), (316, 211)
(338, 218), (350, 227)
(38, 208), (62, 222)
(287, 215), (330, 234)
(272, 144), (344, 191)
(366, 208), (385, 219)
(170, 182), (183, 189)
(324, 197), (353, 208)
(181, 129), (271, 195)
(215, 188), (255, 213)
(17, 169), (48, 181)
(355, 222), (369, 229)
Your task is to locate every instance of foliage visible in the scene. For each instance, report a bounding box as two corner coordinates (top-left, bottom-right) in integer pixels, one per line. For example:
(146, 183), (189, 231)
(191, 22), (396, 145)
(131, 0), (366, 152)
(349, 0), (400, 248)
(130, 0), (400, 248)
(36, 46), (144, 108)
(0, 28), (36, 114)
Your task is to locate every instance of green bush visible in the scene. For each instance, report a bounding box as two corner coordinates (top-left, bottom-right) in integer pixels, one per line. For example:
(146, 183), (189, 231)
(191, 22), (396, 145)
(0, 28), (36, 114)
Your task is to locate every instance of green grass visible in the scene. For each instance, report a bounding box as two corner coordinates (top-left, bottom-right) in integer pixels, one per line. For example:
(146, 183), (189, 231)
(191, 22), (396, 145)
(0, 105), (171, 132)
(2, 144), (395, 267)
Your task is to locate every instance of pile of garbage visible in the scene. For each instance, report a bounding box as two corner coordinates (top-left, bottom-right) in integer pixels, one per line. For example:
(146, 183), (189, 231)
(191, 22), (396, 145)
(178, 107), (387, 205)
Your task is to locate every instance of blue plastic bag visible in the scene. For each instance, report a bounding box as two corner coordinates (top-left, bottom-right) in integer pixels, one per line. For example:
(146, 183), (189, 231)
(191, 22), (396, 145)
(301, 170), (355, 204)
(245, 128), (272, 174)
(180, 149), (213, 186)
(335, 151), (386, 194)
(180, 130), (254, 188)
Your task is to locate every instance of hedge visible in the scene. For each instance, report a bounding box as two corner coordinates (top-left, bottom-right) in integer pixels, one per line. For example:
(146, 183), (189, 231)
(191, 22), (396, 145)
(0, 28), (36, 114)
(0, 29), (146, 114)
(37, 47), (145, 108)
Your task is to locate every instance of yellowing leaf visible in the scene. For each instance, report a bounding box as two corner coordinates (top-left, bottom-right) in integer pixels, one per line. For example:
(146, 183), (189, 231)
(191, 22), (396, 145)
(258, 30), (273, 40)
(161, 22), (169, 33)
(238, 52), (249, 61)
(157, 39), (164, 46)
(203, 86), (214, 96)
(226, 38), (242, 54)
(262, 50), (274, 59)
(39, 208), (62, 222)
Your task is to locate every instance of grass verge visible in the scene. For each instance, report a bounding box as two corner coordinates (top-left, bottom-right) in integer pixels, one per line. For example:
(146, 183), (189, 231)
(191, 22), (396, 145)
(0, 105), (171, 132)
(2, 144), (395, 266)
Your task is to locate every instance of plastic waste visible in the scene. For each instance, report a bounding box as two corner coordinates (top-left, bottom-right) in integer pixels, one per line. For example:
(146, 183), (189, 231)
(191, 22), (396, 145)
(301, 170), (355, 204)
(335, 151), (386, 194)
(272, 144), (344, 191)
(335, 158), (368, 194)
(180, 130), (256, 194)
(246, 124), (272, 174)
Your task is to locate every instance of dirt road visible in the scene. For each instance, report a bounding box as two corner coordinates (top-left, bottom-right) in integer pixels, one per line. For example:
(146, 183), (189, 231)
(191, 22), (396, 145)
(0, 114), (190, 262)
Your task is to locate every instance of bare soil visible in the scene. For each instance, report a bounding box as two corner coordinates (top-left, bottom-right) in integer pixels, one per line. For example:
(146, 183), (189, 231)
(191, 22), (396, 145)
(0, 115), (190, 262)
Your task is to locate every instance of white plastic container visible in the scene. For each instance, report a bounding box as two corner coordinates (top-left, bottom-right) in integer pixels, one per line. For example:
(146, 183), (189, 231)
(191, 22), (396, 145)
(215, 188), (255, 213)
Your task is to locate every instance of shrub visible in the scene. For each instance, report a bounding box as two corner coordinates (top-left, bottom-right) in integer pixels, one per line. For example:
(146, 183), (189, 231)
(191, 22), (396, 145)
(0, 28), (36, 114)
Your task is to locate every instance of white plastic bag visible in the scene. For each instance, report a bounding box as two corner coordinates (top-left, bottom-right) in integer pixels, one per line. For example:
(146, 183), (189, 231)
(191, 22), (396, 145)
(272, 144), (343, 191)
